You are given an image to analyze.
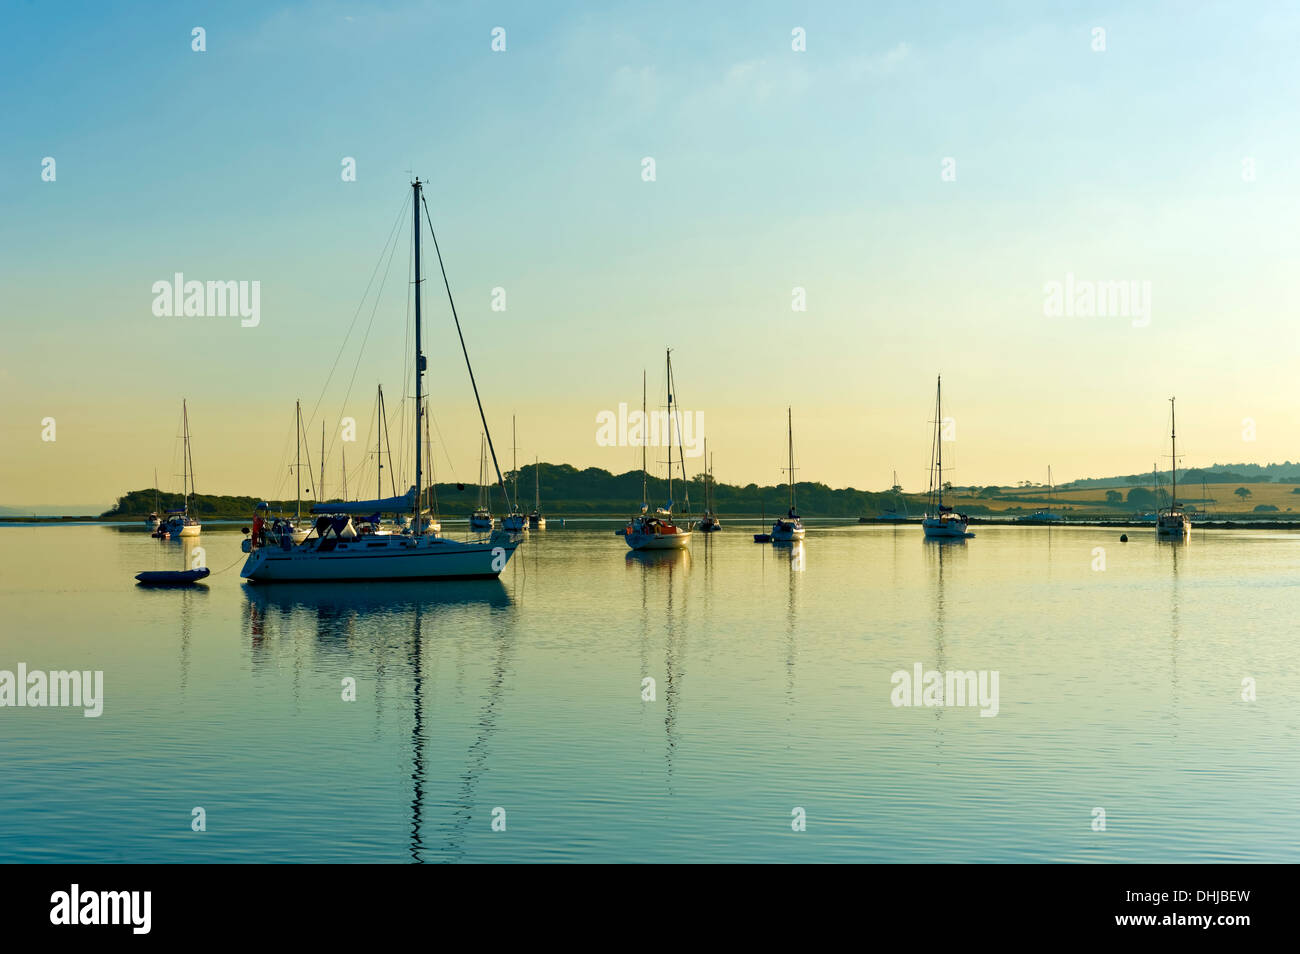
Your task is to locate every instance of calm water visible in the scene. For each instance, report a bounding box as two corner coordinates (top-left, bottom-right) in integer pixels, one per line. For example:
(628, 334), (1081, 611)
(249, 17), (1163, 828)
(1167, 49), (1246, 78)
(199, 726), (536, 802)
(1, 521), (1297, 863)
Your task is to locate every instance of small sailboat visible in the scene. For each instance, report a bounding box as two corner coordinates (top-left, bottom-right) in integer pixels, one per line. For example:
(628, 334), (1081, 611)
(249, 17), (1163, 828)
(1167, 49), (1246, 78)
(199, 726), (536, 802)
(1017, 466), (1065, 523)
(165, 401), (201, 538)
(469, 433), (495, 532)
(695, 440), (721, 532)
(753, 502), (772, 543)
(146, 469), (161, 530)
(500, 417), (527, 532)
(1156, 397), (1191, 539)
(528, 457), (546, 529)
(921, 376), (973, 540)
(622, 356), (693, 551)
(240, 178), (520, 582)
(870, 471), (909, 522)
(770, 408), (804, 542)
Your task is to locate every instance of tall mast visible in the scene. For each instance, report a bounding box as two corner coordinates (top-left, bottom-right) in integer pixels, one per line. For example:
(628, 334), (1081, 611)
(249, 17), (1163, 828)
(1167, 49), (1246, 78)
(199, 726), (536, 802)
(412, 178), (425, 529)
(787, 406), (795, 511)
(666, 350), (673, 511)
(181, 399), (190, 516)
(1170, 397), (1177, 506)
(295, 400), (302, 521)
(641, 370), (648, 506)
(936, 376), (943, 510)
(512, 415), (518, 510)
(320, 420), (325, 504)
(376, 385), (383, 500)
(535, 456), (540, 511)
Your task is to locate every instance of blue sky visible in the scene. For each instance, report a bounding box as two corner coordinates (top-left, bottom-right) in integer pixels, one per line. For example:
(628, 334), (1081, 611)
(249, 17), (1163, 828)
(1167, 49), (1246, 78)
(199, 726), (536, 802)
(3, 1), (1298, 504)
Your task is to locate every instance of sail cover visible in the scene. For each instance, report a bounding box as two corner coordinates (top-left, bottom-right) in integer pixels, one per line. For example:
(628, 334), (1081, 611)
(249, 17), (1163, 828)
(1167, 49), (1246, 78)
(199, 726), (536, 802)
(311, 487), (415, 515)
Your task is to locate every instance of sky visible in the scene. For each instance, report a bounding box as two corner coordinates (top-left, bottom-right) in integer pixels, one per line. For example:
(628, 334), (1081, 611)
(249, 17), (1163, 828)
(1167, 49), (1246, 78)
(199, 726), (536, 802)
(2, 0), (1298, 507)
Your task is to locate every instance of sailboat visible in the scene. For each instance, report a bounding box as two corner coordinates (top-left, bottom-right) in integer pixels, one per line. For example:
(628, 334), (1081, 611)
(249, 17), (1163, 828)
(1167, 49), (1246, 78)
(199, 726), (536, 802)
(871, 470), (909, 522)
(622, 354), (693, 551)
(922, 376), (973, 539)
(165, 400), (201, 538)
(500, 417), (527, 532)
(146, 468), (161, 530)
(1018, 466), (1065, 523)
(770, 408), (804, 542)
(695, 440), (721, 531)
(416, 406), (442, 535)
(528, 457), (546, 529)
(469, 434), (495, 531)
(240, 178), (521, 582)
(1156, 397), (1191, 539)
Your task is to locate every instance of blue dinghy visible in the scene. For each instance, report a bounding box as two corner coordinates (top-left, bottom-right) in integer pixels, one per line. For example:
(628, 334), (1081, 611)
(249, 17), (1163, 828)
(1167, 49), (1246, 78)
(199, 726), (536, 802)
(134, 568), (211, 586)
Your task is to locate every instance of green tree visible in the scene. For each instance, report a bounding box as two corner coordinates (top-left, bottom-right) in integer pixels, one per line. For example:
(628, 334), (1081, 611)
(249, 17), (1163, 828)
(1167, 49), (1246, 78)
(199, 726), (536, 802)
(1235, 487), (1252, 502)
(1105, 490), (1123, 504)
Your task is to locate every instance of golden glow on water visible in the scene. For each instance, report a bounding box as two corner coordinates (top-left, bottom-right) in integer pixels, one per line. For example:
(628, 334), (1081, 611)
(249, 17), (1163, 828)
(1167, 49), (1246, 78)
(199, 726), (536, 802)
(1, 522), (1297, 861)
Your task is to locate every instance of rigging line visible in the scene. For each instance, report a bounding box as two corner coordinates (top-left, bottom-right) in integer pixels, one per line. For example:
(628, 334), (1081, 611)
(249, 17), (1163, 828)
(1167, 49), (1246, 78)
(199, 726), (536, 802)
(304, 192), (411, 435)
(427, 410), (460, 486)
(321, 205), (405, 469)
(420, 191), (513, 510)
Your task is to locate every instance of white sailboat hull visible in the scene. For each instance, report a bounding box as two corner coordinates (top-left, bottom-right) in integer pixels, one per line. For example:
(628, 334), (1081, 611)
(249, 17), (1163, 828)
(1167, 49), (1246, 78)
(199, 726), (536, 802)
(922, 515), (971, 539)
(770, 522), (804, 541)
(177, 524), (202, 537)
(241, 532), (519, 582)
(1156, 515), (1190, 536)
(624, 530), (692, 550)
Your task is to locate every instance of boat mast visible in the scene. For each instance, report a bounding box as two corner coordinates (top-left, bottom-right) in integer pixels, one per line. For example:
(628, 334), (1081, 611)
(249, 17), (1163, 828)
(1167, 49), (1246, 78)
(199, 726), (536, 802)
(412, 178), (425, 530)
(376, 385), (383, 501)
(320, 420), (325, 505)
(666, 350), (673, 511)
(295, 399), (302, 521)
(183, 397), (192, 514)
(1170, 397), (1177, 508)
(787, 406), (796, 511)
(535, 456), (540, 511)
(641, 370), (648, 507)
(936, 376), (943, 511)
(512, 415), (518, 511)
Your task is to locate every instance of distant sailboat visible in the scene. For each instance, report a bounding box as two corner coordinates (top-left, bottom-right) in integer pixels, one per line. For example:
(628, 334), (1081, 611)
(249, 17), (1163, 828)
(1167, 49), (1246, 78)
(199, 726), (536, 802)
(770, 408), (804, 542)
(165, 400), (201, 538)
(1018, 466), (1065, 523)
(146, 469), (161, 530)
(921, 376), (972, 540)
(696, 440), (721, 532)
(1156, 397), (1191, 539)
(528, 457), (546, 529)
(622, 354), (693, 551)
(501, 416), (527, 532)
(469, 433), (495, 531)
(873, 470), (909, 522)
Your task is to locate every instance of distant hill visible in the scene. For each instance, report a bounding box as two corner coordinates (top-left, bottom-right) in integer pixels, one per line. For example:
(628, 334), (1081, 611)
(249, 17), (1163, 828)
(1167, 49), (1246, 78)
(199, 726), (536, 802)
(98, 463), (894, 519)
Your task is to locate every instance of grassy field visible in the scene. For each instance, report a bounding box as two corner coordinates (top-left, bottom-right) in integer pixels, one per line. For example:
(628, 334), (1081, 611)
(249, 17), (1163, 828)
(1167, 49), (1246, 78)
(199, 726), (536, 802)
(939, 481), (1300, 517)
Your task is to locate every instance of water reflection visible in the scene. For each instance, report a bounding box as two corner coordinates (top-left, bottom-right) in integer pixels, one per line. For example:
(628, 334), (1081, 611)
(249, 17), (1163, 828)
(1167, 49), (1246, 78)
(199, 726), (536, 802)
(238, 580), (514, 863)
(624, 542), (690, 793)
